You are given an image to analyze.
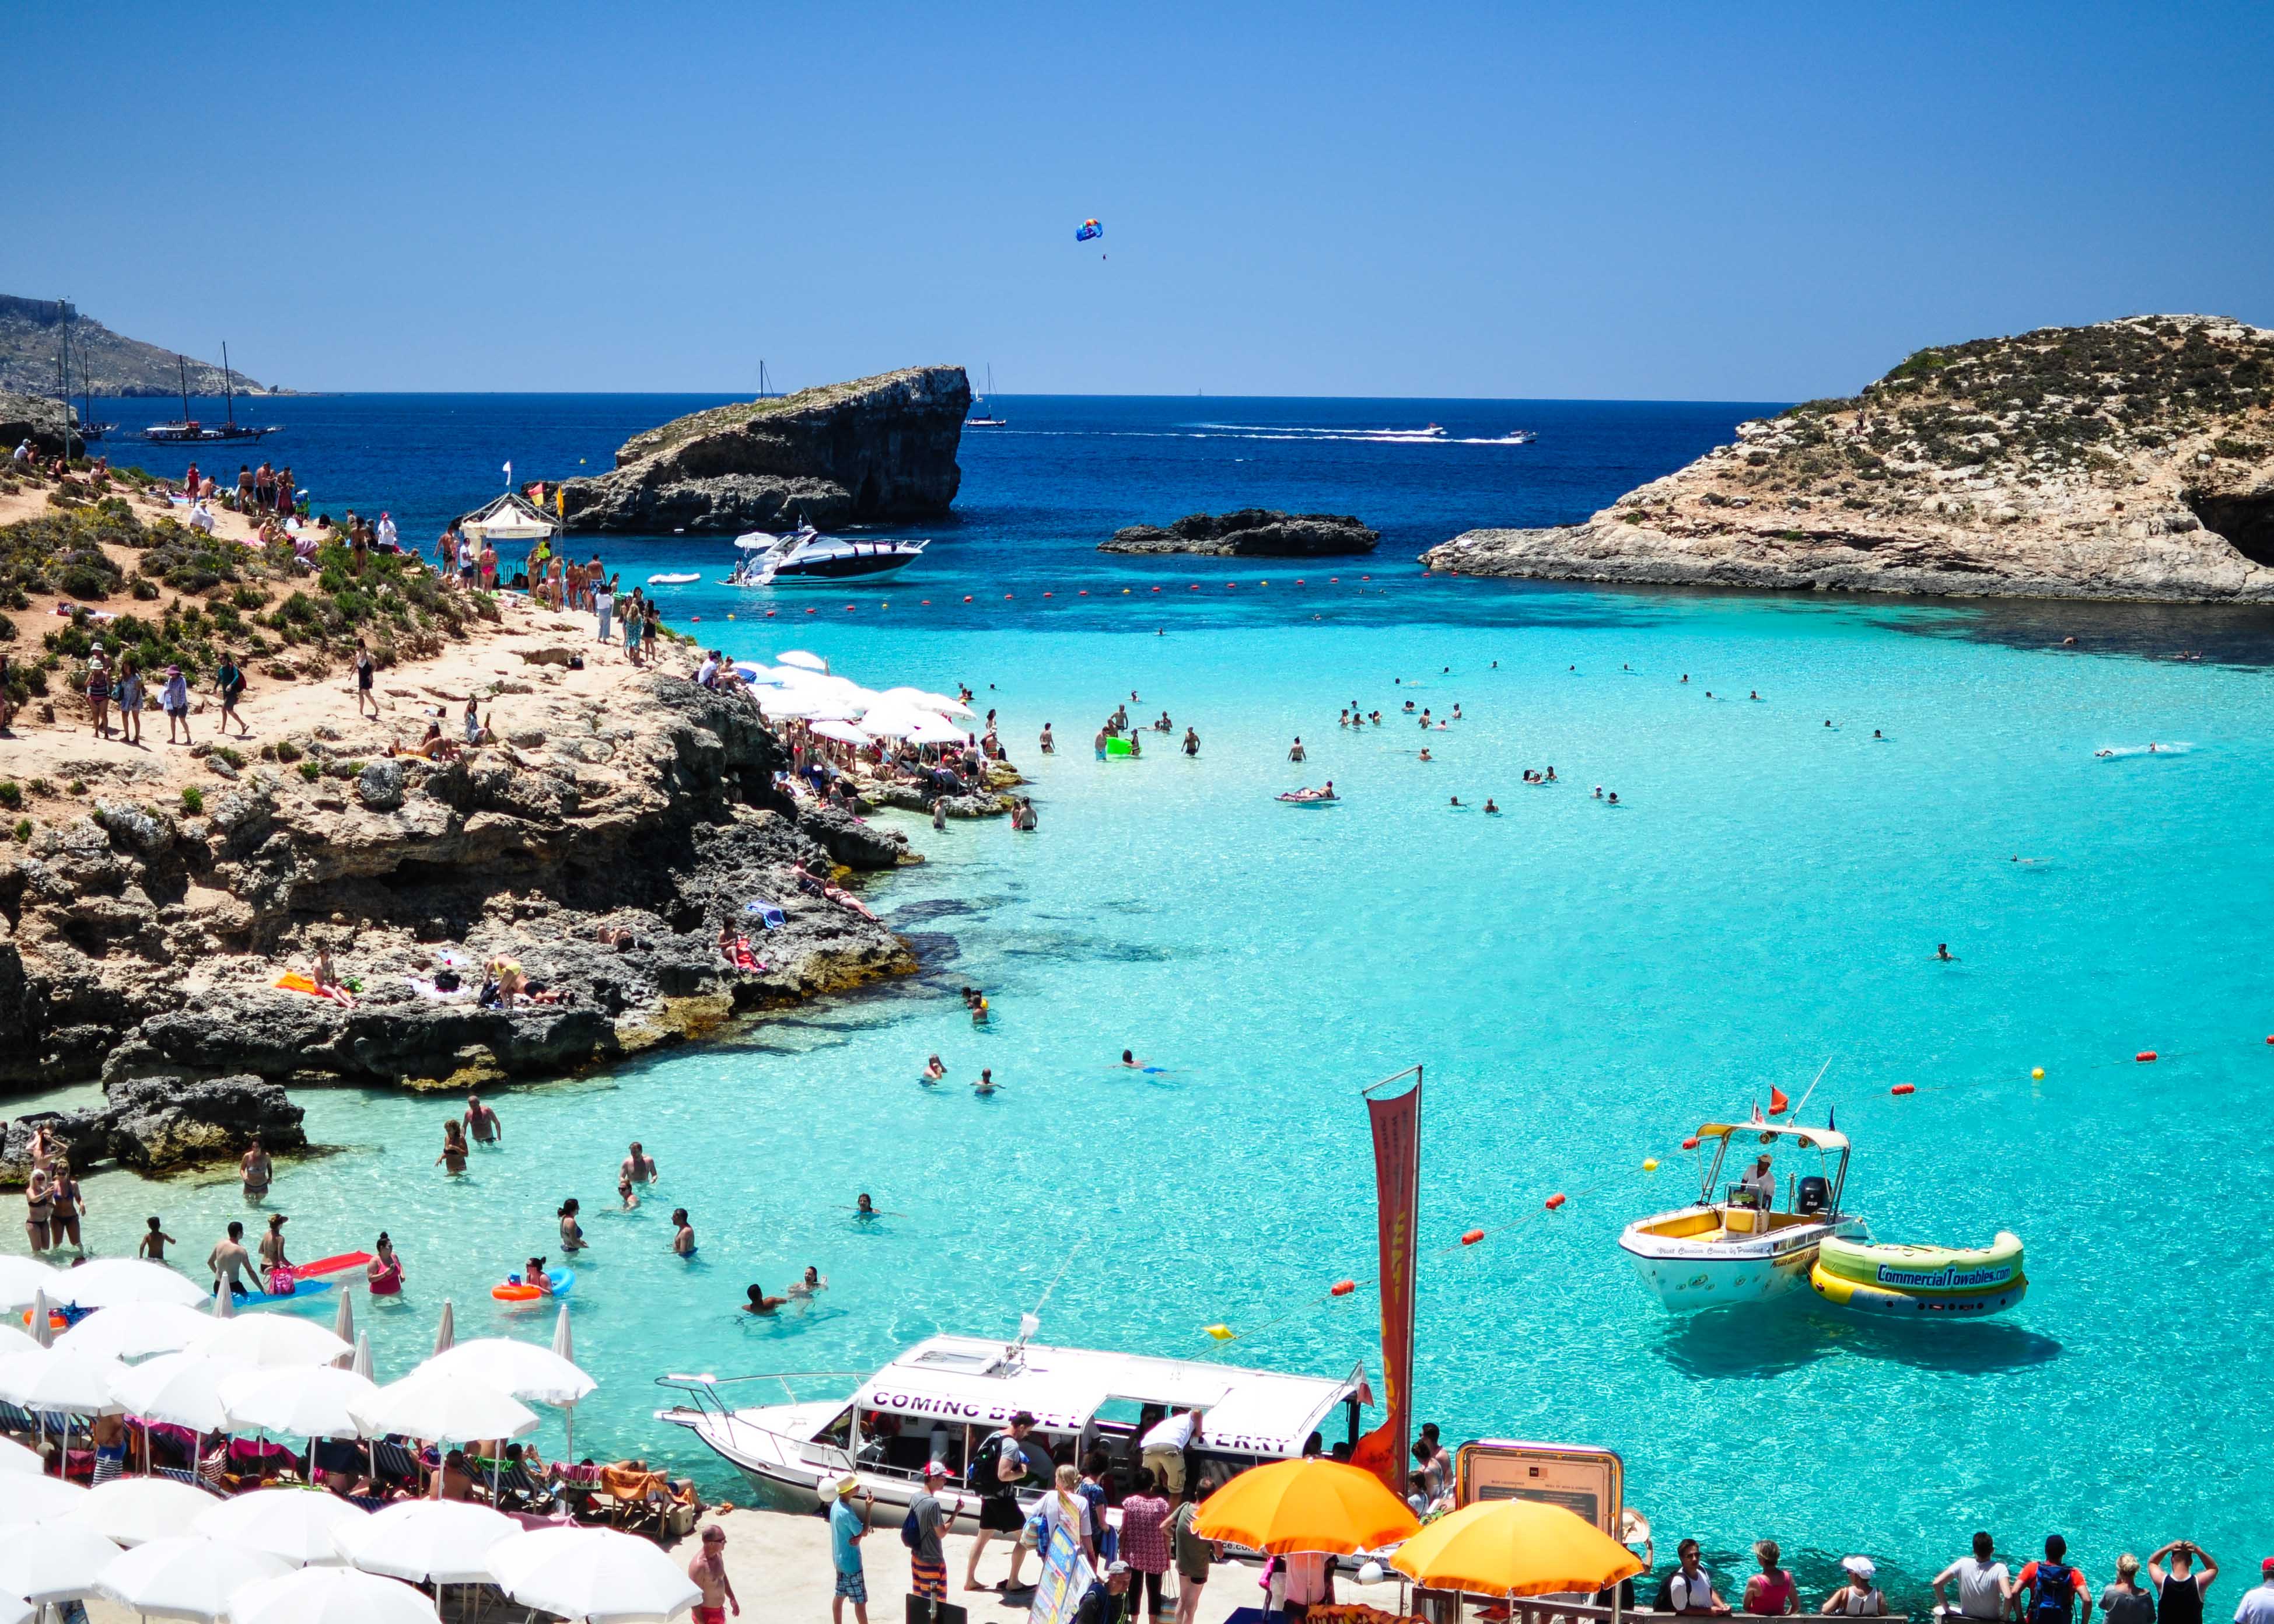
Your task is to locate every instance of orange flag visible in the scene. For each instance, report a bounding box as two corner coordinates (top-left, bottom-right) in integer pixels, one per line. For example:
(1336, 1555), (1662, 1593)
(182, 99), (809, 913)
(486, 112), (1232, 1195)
(1769, 1086), (1790, 1115)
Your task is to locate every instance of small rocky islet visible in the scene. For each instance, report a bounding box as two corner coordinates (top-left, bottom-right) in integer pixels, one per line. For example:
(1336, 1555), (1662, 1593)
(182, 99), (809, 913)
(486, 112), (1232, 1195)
(1102, 508), (1380, 557)
(1426, 314), (2274, 601)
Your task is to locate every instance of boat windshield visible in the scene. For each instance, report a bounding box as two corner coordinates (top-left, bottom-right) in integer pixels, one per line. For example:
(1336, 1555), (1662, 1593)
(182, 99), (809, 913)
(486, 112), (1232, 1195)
(1692, 1122), (1850, 1216)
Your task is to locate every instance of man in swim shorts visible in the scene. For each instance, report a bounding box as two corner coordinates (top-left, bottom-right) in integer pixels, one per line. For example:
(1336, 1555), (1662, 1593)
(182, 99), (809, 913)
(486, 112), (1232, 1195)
(622, 1142), (658, 1185)
(464, 1094), (502, 1145)
(688, 1524), (740, 1622)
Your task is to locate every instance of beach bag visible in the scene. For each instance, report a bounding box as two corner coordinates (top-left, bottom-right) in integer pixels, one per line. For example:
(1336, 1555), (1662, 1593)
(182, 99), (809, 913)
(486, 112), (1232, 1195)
(901, 1506), (923, 1549)
(967, 1430), (1007, 1491)
(2031, 1564), (2077, 1624)
(267, 1265), (297, 1297)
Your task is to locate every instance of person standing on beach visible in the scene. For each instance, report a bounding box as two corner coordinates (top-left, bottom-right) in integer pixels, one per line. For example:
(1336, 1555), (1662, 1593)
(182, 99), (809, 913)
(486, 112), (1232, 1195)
(208, 1220), (255, 1298)
(216, 652), (249, 737)
(115, 655), (144, 747)
(83, 648), (111, 739)
(594, 574), (614, 648)
(352, 642), (379, 719)
(963, 1411), (1035, 1593)
(1118, 1468), (1174, 1623)
(2227, 1560), (2274, 1624)
(1171, 1486), (1215, 1624)
(240, 1138), (272, 1203)
(908, 1460), (952, 1602)
(2016, 1537), (2090, 1624)
(828, 1476), (870, 1624)
(688, 1525), (740, 1623)
(1934, 1532), (2014, 1623)
(161, 664), (193, 744)
(642, 597), (660, 659)
(464, 1094), (502, 1146)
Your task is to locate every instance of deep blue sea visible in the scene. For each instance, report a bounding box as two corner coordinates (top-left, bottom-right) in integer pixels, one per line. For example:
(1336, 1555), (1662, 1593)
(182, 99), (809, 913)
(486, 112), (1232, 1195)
(42, 393), (2274, 1590)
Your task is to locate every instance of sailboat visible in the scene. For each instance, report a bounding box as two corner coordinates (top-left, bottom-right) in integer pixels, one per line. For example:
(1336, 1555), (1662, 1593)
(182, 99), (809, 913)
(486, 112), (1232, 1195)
(965, 364), (1007, 428)
(142, 344), (281, 443)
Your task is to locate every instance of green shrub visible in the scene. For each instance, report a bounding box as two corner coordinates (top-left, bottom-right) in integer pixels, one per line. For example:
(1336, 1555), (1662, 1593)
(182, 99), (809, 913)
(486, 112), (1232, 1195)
(0, 780), (18, 809)
(298, 761), (321, 782)
(67, 779), (85, 795)
(180, 785), (204, 816)
(212, 744), (246, 769)
(274, 739), (302, 763)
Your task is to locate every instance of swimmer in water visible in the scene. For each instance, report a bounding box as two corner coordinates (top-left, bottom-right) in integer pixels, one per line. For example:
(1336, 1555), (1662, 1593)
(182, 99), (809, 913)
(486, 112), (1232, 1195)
(1121, 1050), (1142, 1068)
(1681, 674), (1689, 684)
(558, 1198), (585, 1253)
(855, 1193), (876, 1219)
(1593, 785), (1604, 799)
(922, 1055), (946, 1085)
(1451, 704), (1462, 720)
(973, 1069), (998, 1095)
(1449, 795), (1462, 807)
(744, 1284), (788, 1315)
(786, 1265), (827, 1299)
(1418, 747), (1432, 762)
(524, 1256), (554, 1296)
(1873, 729), (1884, 739)
(1935, 943), (1957, 961)
(618, 1173), (637, 1210)
(1607, 791), (1619, 805)
(671, 1209), (696, 1256)
(1483, 798), (1500, 814)
(1750, 691), (1760, 701)
(1545, 766), (1556, 781)
(2095, 748), (2113, 758)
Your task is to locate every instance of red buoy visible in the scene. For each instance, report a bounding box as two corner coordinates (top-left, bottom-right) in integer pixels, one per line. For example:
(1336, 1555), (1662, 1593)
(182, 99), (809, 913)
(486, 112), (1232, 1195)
(1681, 1136), (1701, 1151)
(1328, 1280), (1356, 1297)
(765, 610), (776, 617)
(1545, 1193), (1567, 1210)
(963, 596), (973, 603)
(2136, 1050), (2158, 1062)
(1891, 1083), (1916, 1096)
(1460, 1228), (1485, 1245)
(1044, 592), (1054, 597)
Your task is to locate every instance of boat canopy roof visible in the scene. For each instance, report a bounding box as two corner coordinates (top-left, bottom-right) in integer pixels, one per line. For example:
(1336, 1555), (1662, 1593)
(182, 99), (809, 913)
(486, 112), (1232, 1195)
(1695, 1121), (1849, 1154)
(851, 1335), (1358, 1460)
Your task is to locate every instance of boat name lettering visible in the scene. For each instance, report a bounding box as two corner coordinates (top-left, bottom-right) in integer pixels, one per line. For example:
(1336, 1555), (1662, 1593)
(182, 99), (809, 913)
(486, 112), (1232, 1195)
(865, 1390), (1087, 1431)
(1875, 1262), (2014, 1290)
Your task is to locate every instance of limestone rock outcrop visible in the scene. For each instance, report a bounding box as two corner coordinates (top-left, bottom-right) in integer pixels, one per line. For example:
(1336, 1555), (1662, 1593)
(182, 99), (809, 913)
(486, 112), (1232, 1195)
(1103, 509), (1380, 557)
(0, 1074), (305, 1182)
(1424, 316), (2274, 601)
(560, 366), (969, 534)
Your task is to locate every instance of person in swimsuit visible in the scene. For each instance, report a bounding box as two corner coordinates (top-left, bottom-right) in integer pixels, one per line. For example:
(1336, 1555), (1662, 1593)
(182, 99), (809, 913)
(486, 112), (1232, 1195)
(208, 1220), (256, 1299)
(855, 1194), (876, 1220)
(257, 1212), (292, 1289)
(786, 1266), (827, 1300)
(23, 1167), (53, 1252)
(523, 1256), (554, 1296)
(139, 1216), (176, 1261)
(437, 1119), (468, 1174)
(671, 1209), (697, 1256)
(367, 1234), (404, 1296)
(352, 642), (379, 719)
(688, 1525), (741, 1622)
(240, 1138), (272, 1203)
(43, 1160), (83, 1254)
(2147, 1541), (2217, 1624)
(464, 1093), (503, 1145)
(922, 1056), (946, 1084)
(559, 1198), (586, 1252)
(973, 1069), (998, 1095)
(1745, 1541), (1799, 1616)
(744, 1284), (788, 1315)
(618, 1172), (638, 1210)
(1484, 799), (1500, 814)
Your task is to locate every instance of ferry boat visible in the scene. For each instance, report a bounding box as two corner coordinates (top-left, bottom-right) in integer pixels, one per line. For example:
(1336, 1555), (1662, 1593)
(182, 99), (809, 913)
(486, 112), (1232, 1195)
(1618, 1119), (1867, 1310)
(724, 526), (928, 585)
(655, 1332), (1367, 1526)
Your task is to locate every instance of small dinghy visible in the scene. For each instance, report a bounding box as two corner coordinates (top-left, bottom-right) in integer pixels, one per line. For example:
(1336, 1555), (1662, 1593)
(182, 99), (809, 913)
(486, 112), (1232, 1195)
(648, 572), (700, 585)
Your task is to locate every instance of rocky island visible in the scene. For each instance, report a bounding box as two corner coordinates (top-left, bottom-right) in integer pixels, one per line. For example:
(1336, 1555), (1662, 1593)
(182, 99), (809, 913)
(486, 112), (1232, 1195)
(1425, 315), (2274, 601)
(0, 294), (288, 397)
(561, 365), (970, 534)
(1103, 509), (1380, 557)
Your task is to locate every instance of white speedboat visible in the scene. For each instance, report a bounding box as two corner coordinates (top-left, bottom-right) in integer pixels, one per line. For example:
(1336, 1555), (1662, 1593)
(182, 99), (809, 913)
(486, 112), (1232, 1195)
(725, 526), (928, 586)
(1618, 1119), (1867, 1310)
(655, 1331), (1365, 1527)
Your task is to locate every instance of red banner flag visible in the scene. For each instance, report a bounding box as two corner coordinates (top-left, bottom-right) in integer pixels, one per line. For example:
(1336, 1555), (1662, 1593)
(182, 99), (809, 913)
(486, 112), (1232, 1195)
(1349, 1068), (1421, 1497)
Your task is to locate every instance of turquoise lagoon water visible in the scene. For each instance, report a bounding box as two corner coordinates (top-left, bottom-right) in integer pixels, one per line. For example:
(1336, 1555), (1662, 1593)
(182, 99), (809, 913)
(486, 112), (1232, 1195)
(33, 397), (2274, 1589)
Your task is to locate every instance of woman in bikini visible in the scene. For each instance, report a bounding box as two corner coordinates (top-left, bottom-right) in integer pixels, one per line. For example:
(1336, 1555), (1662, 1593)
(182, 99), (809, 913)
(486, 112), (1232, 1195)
(559, 1198), (586, 1253)
(23, 1166), (54, 1252)
(48, 1160), (84, 1255)
(240, 1138), (273, 1203)
(437, 1119), (468, 1175)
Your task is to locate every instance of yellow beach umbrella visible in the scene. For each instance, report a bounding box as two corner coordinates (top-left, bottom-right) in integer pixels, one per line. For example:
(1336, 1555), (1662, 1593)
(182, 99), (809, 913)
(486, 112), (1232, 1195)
(1191, 1458), (1421, 1555)
(1389, 1499), (1643, 1598)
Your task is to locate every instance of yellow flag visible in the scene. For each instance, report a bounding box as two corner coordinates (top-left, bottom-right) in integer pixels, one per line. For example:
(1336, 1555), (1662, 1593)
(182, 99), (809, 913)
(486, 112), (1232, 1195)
(556, 487), (566, 517)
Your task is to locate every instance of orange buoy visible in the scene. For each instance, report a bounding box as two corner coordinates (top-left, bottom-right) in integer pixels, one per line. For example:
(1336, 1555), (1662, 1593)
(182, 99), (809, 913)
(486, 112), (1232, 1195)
(1545, 1193), (1567, 1210)
(1891, 1083), (1916, 1096)
(1460, 1228), (1485, 1245)
(1681, 1136), (1701, 1150)
(2136, 1050), (2158, 1062)
(921, 600), (930, 606)
(1328, 1280), (1356, 1297)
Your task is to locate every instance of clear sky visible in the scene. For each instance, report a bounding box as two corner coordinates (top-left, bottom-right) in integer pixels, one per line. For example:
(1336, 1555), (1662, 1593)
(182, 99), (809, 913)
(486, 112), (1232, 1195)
(9, 2), (2269, 399)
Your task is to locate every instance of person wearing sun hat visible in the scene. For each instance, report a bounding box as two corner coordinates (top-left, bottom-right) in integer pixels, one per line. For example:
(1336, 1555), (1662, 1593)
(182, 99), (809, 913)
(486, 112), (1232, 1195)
(828, 1471), (870, 1624)
(1824, 1556), (1887, 1616)
(2232, 1559), (2274, 1624)
(160, 662), (193, 744)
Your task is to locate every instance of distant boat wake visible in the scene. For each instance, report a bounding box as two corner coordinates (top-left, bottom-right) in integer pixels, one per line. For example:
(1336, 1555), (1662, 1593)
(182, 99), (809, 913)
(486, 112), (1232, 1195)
(2095, 742), (2195, 758)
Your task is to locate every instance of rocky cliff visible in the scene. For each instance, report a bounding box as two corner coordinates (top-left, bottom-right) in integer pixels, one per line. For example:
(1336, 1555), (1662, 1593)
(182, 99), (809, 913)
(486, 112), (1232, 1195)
(0, 673), (917, 1108)
(1, 390), (83, 459)
(0, 296), (285, 398)
(561, 366), (969, 534)
(1424, 316), (2274, 601)
(1103, 509), (1380, 556)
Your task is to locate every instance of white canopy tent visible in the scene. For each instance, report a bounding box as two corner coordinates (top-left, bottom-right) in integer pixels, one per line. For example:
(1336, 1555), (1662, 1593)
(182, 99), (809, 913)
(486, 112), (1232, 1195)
(458, 492), (559, 544)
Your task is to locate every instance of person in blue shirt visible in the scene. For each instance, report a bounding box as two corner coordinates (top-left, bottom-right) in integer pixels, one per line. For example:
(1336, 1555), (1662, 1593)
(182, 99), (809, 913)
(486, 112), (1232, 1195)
(828, 1476), (869, 1624)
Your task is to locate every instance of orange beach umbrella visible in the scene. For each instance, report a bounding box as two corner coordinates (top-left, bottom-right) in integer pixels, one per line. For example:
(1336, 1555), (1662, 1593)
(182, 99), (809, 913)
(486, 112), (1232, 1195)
(1388, 1498), (1643, 1598)
(1190, 1458), (1421, 1554)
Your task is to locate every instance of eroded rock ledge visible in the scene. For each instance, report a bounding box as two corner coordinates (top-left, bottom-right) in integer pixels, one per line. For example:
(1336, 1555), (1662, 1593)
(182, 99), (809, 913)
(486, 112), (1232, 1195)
(1423, 315), (2274, 601)
(1104, 509), (1380, 557)
(560, 366), (969, 534)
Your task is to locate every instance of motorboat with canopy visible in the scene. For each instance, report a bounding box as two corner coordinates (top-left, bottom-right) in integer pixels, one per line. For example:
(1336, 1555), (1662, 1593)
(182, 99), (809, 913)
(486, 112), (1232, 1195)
(1618, 1119), (1864, 1310)
(725, 526), (927, 585)
(656, 1331), (1366, 1527)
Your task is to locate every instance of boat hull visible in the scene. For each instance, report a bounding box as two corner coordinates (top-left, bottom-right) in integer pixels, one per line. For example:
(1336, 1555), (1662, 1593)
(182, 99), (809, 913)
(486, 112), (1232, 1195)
(1619, 1212), (1866, 1310)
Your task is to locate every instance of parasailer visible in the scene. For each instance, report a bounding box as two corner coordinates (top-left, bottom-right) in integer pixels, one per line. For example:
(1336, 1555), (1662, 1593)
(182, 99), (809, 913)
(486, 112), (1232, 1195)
(1076, 218), (1105, 259)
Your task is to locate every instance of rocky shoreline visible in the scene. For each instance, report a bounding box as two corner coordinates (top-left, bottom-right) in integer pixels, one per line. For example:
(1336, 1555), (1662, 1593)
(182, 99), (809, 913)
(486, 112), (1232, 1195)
(1, 646), (925, 1183)
(1424, 316), (2274, 602)
(1103, 508), (1380, 557)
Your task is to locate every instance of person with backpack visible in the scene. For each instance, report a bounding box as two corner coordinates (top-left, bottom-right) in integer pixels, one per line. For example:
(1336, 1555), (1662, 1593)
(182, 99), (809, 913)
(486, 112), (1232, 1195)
(2017, 1536), (2095, 1624)
(960, 1409), (1035, 1594)
(903, 1460), (951, 1602)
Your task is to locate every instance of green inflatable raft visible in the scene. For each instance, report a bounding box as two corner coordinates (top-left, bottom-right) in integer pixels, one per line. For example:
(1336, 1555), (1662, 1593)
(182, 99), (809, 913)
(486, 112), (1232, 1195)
(1810, 1231), (2025, 1317)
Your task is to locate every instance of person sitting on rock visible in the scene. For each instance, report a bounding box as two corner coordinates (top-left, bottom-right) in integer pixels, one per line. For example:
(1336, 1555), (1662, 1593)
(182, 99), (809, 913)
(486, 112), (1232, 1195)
(310, 947), (357, 1010)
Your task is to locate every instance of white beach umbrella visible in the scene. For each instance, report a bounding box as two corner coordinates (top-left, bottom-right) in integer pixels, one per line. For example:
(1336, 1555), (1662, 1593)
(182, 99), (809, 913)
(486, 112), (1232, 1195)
(0, 1257), (61, 1313)
(0, 1346), (124, 1415)
(334, 1499), (517, 1584)
(0, 1468), (88, 1523)
(96, 1534), (289, 1620)
(0, 1594), (29, 1624)
(194, 1487), (368, 1566)
(350, 1331), (374, 1381)
(219, 1364), (376, 1441)
(552, 1303), (580, 1458)
(188, 1312), (352, 1368)
(332, 1289), (356, 1359)
(732, 530), (776, 551)
(209, 1282), (236, 1320)
(0, 1434), (41, 1474)
(849, 704), (925, 738)
(431, 1301), (454, 1357)
(904, 713), (970, 746)
(0, 1322), (40, 1359)
(49, 1260), (207, 1311)
(0, 1517), (121, 1601)
(809, 718), (870, 745)
(232, 1564), (440, 1624)
(347, 1371), (536, 1444)
(487, 1527), (702, 1624)
(67, 1475), (226, 1546)
(774, 648), (829, 671)
(760, 691), (859, 720)
(420, 1337), (596, 1407)
(879, 684), (975, 718)
(27, 1288), (54, 1348)
(109, 1353), (247, 1432)
(55, 1300), (215, 1362)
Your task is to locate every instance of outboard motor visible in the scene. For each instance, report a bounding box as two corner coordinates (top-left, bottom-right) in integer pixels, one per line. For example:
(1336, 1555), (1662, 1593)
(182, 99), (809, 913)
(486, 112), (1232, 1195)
(1795, 1175), (1829, 1216)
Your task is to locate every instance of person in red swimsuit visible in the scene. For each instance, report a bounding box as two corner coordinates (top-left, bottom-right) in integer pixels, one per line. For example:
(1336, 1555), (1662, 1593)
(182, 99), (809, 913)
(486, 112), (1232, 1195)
(688, 1525), (739, 1624)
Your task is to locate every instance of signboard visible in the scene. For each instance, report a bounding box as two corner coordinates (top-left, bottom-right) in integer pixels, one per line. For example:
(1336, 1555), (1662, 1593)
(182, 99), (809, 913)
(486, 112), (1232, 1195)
(1454, 1440), (1625, 1537)
(1027, 1521), (1096, 1624)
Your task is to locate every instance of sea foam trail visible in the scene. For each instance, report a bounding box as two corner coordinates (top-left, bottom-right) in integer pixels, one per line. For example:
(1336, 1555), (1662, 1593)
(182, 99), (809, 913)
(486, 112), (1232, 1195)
(2096, 742), (2195, 758)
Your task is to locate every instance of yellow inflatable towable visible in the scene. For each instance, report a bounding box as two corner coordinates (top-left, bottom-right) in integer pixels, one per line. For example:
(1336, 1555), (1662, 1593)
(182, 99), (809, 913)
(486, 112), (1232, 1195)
(1809, 1231), (2026, 1317)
